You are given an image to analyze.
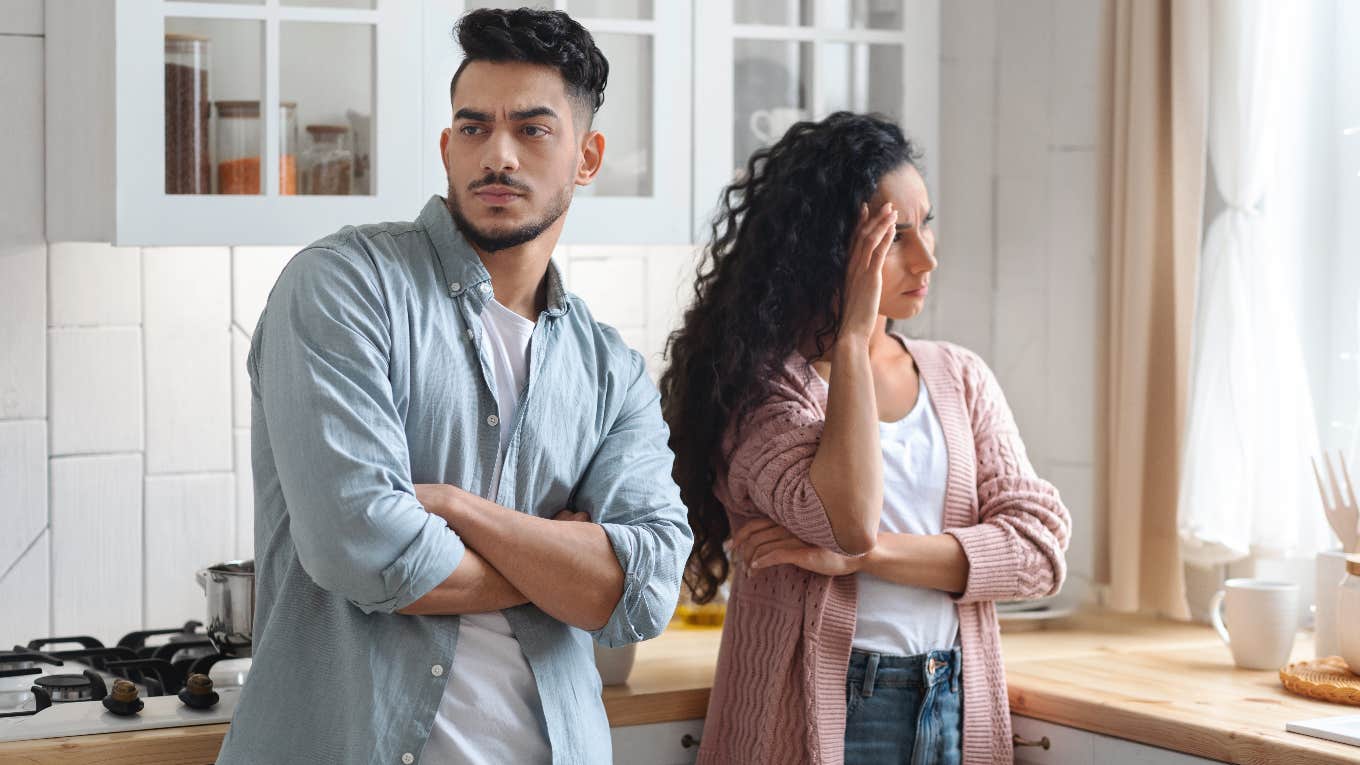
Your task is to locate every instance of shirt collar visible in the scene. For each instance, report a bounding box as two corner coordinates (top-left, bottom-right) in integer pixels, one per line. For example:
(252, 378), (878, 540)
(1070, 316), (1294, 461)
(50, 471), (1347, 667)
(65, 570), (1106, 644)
(417, 194), (569, 318)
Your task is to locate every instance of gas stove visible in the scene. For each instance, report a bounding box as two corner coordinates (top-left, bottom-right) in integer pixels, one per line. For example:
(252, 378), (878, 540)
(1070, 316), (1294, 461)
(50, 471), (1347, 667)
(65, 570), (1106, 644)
(0, 621), (249, 742)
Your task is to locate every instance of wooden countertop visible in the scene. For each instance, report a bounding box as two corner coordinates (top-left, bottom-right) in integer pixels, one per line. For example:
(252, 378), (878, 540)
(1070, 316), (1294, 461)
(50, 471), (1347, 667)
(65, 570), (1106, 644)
(6, 611), (1360, 764)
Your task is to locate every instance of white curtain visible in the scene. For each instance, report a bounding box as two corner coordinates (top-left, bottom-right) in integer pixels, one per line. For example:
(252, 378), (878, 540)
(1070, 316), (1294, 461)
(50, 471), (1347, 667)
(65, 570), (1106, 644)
(1178, 0), (1334, 564)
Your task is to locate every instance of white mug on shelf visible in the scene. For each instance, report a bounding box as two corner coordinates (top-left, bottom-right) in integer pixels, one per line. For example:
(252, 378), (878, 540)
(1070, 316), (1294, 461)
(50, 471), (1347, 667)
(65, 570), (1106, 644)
(749, 107), (808, 145)
(1209, 578), (1299, 670)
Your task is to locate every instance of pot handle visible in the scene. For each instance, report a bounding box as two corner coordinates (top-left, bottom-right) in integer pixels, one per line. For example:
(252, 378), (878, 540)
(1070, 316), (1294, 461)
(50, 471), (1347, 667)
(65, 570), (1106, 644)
(196, 569), (208, 592)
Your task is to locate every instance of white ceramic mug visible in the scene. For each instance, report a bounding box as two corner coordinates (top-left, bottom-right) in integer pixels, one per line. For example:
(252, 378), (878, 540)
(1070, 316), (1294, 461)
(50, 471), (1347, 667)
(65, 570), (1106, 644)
(749, 107), (808, 145)
(1210, 578), (1299, 670)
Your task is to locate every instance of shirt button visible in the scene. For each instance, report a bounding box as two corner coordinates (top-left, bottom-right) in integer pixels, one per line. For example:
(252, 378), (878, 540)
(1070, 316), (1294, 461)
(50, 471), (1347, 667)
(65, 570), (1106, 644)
(486, 414), (499, 427)
(448, 281), (461, 293)
(466, 328), (474, 339)
(431, 664), (444, 677)
(401, 753), (415, 764)
(479, 283), (491, 293)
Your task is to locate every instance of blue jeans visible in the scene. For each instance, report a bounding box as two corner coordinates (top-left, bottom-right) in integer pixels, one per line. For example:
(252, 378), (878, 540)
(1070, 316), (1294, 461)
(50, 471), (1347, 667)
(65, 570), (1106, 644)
(843, 647), (963, 765)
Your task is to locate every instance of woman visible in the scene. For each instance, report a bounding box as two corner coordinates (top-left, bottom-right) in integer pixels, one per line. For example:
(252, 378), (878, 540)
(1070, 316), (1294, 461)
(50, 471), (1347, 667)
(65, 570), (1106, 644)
(660, 112), (1071, 764)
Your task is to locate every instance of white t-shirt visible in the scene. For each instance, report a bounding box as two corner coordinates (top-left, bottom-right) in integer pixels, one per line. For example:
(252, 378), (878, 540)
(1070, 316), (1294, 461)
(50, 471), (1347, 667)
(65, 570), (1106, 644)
(422, 296), (551, 765)
(851, 376), (961, 656)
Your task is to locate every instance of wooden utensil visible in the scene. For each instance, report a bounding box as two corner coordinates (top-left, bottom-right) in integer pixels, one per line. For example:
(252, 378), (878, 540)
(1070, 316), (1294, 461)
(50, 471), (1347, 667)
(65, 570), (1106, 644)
(1313, 451), (1360, 554)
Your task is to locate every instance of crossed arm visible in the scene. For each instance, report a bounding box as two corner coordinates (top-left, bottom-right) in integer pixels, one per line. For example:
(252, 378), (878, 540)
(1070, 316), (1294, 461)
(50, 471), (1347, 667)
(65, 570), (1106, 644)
(397, 487), (623, 632)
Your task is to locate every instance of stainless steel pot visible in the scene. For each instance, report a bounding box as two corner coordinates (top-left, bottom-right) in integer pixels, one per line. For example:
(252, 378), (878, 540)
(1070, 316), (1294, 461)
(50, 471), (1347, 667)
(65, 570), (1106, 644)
(195, 560), (255, 657)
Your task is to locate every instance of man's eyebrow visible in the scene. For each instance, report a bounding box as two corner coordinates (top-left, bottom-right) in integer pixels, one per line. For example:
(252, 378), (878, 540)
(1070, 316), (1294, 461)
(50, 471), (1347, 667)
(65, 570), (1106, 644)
(509, 106), (558, 121)
(453, 108), (493, 121)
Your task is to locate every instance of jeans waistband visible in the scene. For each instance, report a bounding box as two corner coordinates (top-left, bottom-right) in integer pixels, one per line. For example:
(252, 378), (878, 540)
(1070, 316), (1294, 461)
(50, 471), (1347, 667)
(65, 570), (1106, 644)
(848, 647), (961, 696)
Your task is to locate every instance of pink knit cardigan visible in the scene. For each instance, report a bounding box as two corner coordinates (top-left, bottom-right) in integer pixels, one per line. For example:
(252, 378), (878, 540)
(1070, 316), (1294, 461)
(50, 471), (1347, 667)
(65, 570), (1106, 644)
(697, 337), (1071, 765)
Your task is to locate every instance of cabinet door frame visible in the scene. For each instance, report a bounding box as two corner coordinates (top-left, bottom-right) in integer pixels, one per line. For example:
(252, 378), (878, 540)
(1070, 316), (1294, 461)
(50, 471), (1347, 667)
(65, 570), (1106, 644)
(423, 0), (694, 246)
(111, 0), (424, 245)
(691, 0), (939, 243)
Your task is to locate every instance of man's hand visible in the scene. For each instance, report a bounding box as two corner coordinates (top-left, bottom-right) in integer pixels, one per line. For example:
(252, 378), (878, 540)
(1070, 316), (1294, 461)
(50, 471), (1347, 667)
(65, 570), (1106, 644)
(731, 518), (867, 578)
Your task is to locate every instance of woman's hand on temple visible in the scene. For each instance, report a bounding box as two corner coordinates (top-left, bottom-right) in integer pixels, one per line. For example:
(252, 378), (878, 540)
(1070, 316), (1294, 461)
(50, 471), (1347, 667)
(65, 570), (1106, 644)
(730, 518), (867, 578)
(839, 201), (897, 345)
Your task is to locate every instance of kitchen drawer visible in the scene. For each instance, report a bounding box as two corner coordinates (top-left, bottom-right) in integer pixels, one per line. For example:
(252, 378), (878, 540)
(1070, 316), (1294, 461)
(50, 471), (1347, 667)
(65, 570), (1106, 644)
(611, 718), (705, 765)
(1012, 714), (1096, 765)
(1097, 735), (1223, 764)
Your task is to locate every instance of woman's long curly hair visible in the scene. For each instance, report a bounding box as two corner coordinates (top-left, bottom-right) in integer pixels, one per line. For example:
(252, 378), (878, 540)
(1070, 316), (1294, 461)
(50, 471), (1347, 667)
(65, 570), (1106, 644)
(660, 112), (923, 604)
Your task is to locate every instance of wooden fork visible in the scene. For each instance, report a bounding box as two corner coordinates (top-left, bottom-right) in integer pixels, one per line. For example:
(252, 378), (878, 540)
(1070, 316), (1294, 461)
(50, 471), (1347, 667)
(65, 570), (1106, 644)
(1313, 451), (1360, 554)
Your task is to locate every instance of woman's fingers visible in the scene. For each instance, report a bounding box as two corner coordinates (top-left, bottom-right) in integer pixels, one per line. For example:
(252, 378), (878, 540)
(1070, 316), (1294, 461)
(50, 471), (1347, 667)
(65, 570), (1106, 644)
(734, 524), (795, 561)
(748, 537), (806, 568)
(730, 517), (777, 548)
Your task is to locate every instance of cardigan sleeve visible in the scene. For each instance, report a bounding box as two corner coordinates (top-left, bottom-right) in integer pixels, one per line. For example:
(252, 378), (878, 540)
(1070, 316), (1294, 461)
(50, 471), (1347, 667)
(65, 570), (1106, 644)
(722, 365), (853, 555)
(944, 347), (1071, 604)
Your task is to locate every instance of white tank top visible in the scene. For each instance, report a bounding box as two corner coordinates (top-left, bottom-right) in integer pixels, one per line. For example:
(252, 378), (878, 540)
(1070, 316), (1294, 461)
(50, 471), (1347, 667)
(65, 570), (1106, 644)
(851, 376), (961, 655)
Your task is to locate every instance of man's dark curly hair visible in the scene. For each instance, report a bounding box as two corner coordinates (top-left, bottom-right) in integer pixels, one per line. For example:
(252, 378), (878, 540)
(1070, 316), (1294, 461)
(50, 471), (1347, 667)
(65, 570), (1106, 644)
(450, 7), (609, 130)
(659, 112), (923, 604)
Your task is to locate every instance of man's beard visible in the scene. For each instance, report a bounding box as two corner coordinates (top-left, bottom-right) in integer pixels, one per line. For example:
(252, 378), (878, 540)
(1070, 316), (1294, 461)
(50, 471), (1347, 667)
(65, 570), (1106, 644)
(446, 175), (572, 253)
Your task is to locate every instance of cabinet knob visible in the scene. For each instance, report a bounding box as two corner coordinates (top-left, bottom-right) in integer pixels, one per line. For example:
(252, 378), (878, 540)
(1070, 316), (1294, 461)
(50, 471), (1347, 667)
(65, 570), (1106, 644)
(1012, 733), (1051, 750)
(681, 734), (701, 749)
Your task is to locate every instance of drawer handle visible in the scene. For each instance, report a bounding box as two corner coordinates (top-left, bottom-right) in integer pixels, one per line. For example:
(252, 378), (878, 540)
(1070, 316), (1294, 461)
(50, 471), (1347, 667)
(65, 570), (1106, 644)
(681, 734), (701, 749)
(1012, 734), (1051, 750)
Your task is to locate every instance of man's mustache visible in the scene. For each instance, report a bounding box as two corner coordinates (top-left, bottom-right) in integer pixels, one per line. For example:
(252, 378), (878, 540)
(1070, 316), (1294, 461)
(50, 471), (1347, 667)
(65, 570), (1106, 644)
(468, 173), (531, 194)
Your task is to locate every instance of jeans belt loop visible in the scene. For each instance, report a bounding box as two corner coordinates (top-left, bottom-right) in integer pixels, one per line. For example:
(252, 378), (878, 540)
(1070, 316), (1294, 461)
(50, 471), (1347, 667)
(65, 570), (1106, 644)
(860, 652), (880, 698)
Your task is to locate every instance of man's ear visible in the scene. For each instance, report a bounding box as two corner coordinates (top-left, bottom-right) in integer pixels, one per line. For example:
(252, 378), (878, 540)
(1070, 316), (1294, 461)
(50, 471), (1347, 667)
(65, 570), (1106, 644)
(575, 129), (605, 187)
(439, 127), (452, 174)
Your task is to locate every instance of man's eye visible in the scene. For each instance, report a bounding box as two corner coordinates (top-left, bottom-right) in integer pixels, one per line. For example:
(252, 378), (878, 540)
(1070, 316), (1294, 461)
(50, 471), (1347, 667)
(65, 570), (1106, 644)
(459, 125), (483, 136)
(524, 126), (547, 137)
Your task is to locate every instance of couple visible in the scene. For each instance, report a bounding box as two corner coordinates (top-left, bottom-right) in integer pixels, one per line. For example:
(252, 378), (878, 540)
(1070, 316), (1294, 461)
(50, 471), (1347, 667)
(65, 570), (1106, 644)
(217, 7), (1069, 765)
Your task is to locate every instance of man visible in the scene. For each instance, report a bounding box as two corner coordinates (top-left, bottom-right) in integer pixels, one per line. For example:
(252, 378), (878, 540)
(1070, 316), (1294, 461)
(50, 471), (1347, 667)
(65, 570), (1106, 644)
(216, 8), (692, 764)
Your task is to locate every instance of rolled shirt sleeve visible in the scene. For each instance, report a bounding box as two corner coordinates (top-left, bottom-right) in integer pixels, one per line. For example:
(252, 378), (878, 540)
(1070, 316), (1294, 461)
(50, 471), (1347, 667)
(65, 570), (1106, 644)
(252, 246), (465, 614)
(571, 351), (693, 648)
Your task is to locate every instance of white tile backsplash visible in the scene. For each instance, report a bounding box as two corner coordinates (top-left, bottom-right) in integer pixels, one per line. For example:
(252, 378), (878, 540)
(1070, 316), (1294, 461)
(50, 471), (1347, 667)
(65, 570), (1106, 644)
(142, 246), (231, 329)
(0, 529), (50, 648)
(47, 327), (143, 455)
(231, 246), (297, 333)
(143, 473), (236, 628)
(49, 454), (143, 638)
(0, 244), (47, 419)
(0, 419), (47, 576)
(567, 250), (648, 329)
(48, 242), (142, 327)
(144, 325), (233, 474)
(234, 429), (253, 560)
(232, 326), (252, 429)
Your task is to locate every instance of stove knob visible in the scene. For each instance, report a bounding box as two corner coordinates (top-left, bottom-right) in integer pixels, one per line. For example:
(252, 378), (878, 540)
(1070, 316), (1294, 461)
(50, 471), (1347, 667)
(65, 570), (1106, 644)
(101, 679), (144, 716)
(178, 673), (219, 710)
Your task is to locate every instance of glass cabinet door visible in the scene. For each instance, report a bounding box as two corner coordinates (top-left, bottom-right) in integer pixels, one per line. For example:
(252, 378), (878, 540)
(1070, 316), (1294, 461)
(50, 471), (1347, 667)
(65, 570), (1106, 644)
(694, 0), (938, 241)
(110, 0), (422, 244)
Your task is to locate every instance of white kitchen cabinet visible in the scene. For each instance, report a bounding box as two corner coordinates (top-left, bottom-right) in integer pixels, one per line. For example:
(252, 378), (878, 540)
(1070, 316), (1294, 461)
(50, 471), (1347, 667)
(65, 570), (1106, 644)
(0, 0), (42, 35)
(422, 0), (693, 245)
(46, 0), (424, 245)
(691, 0), (940, 240)
(1012, 714), (1225, 765)
(610, 718), (704, 765)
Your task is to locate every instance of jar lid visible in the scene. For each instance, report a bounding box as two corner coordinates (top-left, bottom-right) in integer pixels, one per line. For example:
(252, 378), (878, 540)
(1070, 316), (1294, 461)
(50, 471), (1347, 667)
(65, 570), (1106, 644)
(1348, 556), (1360, 577)
(165, 32), (210, 43)
(306, 124), (349, 135)
(215, 100), (261, 117)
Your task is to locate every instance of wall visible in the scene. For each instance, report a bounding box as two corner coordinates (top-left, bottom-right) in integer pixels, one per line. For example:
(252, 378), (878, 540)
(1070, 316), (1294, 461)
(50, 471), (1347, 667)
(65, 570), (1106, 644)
(915, 0), (1110, 607)
(0, 0), (1111, 646)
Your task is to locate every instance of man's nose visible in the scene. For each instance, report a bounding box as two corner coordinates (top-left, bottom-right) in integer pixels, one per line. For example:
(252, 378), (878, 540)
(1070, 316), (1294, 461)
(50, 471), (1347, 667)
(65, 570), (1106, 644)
(480, 128), (520, 175)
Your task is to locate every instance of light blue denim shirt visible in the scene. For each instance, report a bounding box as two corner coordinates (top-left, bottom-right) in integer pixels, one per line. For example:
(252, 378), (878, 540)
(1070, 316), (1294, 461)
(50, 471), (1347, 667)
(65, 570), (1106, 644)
(216, 195), (692, 765)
